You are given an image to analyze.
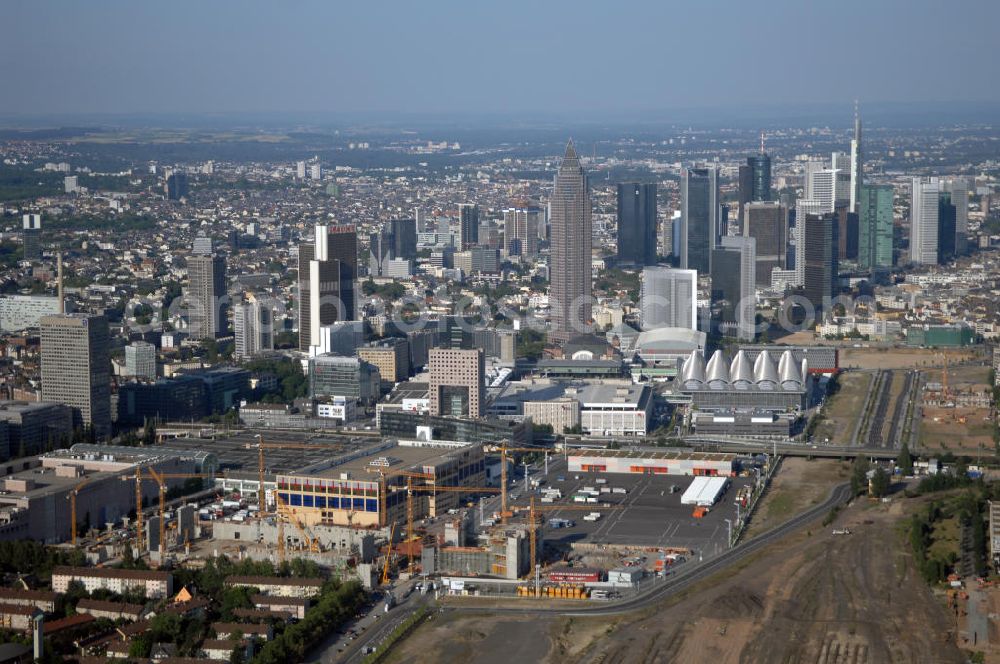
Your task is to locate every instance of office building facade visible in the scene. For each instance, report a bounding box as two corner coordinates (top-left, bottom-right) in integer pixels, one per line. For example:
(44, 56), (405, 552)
(742, 202), (786, 286)
(165, 171), (188, 200)
(802, 213), (838, 311)
(458, 203), (479, 250)
(616, 183), (657, 266)
(850, 107), (863, 211)
(640, 267), (698, 331)
(429, 348), (484, 418)
(40, 314), (111, 439)
(711, 236), (756, 341)
(0, 295), (61, 332)
(680, 166), (719, 274)
(308, 355), (380, 403)
(124, 341), (157, 381)
(748, 153), (772, 202)
(794, 199), (826, 286)
(298, 224), (358, 351)
(233, 296), (273, 360)
(858, 184), (894, 270)
(910, 177), (940, 265)
(21, 214), (41, 261)
(942, 178), (969, 256)
(187, 252), (226, 339)
(807, 169), (850, 213)
(502, 207), (542, 258)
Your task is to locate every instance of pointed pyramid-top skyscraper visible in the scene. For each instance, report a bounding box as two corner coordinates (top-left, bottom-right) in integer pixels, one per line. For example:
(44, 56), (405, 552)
(549, 139), (592, 343)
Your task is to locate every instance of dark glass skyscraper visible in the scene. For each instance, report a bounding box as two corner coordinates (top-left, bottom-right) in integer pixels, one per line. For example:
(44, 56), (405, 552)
(938, 193), (957, 264)
(681, 166), (719, 274)
(742, 201), (786, 286)
(389, 218), (417, 261)
(165, 171), (188, 200)
(737, 164), (753, 225)
(802, 213), (839, 312)
(550, 140), (592, 343)
(748, 154), (772, 201)
(616, 183), (657, 266)
(458, 203), (479, 249)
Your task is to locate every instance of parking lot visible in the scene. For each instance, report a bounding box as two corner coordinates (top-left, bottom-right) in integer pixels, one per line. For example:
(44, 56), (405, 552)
(507, 456), (750, 559)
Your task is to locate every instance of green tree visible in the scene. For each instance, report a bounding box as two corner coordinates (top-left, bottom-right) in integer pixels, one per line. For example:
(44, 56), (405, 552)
(219, 586), (255, 621)
(850, 455), (870, 496)
(897, 443), (913, 476)
(129, 633), (153, 658)
(870, 467), (890, 498)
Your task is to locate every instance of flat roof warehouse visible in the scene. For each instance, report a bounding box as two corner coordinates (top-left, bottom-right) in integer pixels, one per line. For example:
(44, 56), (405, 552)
(567, 450), (739, 476)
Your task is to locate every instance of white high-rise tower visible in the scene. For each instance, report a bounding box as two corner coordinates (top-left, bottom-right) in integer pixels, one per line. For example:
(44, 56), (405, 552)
(850, 101), (863, 212)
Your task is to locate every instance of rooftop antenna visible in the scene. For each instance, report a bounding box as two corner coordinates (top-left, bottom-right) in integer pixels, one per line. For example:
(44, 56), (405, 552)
(760, 131), (766, 154)
(56, 251), (64, 314)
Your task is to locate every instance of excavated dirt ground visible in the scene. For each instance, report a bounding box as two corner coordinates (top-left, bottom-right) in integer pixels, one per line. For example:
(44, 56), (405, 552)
(389, 494), (964, 664)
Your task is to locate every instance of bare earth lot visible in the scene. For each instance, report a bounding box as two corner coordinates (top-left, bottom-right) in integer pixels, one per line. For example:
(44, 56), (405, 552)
(390, 495), (963, 664)
(813, 372), (871, 444)
(839, 347), (979, 370)
(744, 458), (848, 538)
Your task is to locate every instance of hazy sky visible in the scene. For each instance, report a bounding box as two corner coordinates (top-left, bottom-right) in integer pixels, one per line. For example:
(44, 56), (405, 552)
(3, 0), (999, 117)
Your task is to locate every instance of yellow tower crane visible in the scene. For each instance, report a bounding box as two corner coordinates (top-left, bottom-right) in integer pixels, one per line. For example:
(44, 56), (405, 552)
(520, 496), (621, 588)
(67, 477), (90, 546)
(495, 444), (552, 524)
(380, 522), (397, 585)
(249, 435), (336, 515)
(125, 470), (212, 558)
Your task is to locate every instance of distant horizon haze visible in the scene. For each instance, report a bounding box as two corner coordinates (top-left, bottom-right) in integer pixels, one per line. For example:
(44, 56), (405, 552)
(3, 0), (999, 118)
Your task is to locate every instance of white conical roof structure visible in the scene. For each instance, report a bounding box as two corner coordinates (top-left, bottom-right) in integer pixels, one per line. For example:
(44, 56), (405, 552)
(706, 350), (730, 386)
(779, 350), (802, 389)
(680, 350), (706, 386)
(754, 349), (779, 387)
(731, 350), (754, 388)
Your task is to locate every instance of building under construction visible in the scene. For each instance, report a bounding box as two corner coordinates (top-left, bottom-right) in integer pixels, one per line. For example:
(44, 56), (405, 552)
(275, 440), (486, 529)
(421, 523), (536, 580)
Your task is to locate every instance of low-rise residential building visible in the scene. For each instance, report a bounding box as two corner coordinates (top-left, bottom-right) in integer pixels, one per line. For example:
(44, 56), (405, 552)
(0, 588), (57, 613)
(211, 622), (273, 641)
(51, 567), (174, 599)
(75, 598), (147, 622)
(251, 594), (310, 620)
(0, 603), (41, 631)
(200, 639), (246, 661)
(223, 576), (323, 598)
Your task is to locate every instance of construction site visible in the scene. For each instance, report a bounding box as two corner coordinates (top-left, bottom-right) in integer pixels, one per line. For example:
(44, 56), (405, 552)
(0, 426), (771, 601)
(389, 492), (967, 664)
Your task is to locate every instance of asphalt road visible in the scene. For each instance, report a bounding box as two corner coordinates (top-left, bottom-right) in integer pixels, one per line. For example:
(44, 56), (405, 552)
(308, 581), (430, 663)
